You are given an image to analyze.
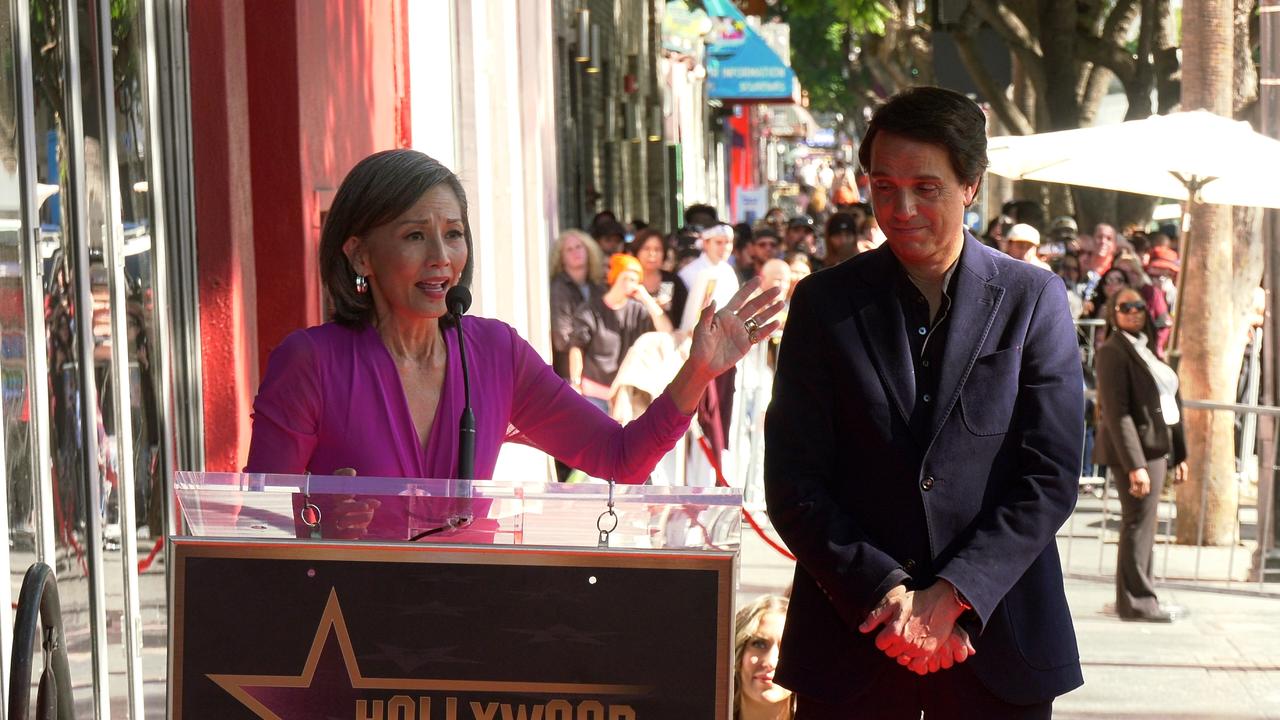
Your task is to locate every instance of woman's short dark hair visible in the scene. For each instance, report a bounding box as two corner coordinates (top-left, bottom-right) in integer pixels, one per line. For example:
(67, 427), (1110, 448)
(857, 86), (988, 185)
(320, 149), (475, 327)
(629, 228), (666, 256)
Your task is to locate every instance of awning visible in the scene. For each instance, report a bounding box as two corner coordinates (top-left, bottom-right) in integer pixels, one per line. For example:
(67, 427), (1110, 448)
(702, 0), (797, 104)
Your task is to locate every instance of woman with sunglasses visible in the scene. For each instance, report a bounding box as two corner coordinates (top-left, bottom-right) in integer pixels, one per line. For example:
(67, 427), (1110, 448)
(1093, 287), (1187, 622)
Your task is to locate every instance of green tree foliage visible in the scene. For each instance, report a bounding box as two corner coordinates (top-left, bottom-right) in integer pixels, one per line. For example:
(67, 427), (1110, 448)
(768, 0), (910, 116)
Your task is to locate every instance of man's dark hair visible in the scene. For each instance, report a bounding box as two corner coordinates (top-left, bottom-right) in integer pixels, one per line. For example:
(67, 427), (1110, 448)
(590, 210), (618, 233)
(684, 203), (719, 226)
(858, 86), (988, 186)
(1002, 199), (1046, 233)
(591, 219), (627, 241)
(754, 228), (781, 243)
(320, 149), (474, 328)
(733, 222), (754, 251)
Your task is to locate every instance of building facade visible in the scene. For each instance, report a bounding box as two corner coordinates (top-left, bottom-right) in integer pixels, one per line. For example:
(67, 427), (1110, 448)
(0, 0), (563, 716)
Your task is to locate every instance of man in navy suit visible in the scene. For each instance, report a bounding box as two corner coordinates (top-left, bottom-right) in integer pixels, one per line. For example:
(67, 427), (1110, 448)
(764, 87), (1084, 718)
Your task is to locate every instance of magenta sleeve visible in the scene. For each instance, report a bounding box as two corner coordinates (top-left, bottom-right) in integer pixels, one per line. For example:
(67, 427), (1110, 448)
(505, 325), (692, 484)
(244, 330), (323, 474)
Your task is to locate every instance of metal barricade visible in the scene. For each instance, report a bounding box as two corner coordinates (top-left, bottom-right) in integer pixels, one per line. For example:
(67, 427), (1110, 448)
(1067, 400), (1279, 595)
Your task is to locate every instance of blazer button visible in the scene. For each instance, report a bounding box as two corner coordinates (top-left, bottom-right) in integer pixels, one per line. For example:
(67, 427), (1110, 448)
(903, 559), (917, 572)
(921, 476), (935, 491)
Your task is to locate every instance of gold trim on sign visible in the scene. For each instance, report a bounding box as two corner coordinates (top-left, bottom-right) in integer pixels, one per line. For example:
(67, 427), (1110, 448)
(168, 537), (736, 718)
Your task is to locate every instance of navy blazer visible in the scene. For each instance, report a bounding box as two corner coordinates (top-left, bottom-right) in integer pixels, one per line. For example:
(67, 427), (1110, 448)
(764, 233), (1085, 706)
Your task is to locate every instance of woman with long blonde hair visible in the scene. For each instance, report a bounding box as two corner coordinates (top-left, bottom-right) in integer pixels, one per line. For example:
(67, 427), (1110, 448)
(549, 229), (605, 380)
(734, 595), (795, 720)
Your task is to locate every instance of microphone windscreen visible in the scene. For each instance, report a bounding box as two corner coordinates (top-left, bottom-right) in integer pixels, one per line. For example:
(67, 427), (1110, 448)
(446, 285), (472, 316)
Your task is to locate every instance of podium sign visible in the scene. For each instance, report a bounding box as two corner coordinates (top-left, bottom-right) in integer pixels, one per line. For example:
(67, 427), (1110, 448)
(169, 538), (734, 719)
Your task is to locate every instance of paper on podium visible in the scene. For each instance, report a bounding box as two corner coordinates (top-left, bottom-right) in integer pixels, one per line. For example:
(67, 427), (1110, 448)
(174, 472), (742, 550)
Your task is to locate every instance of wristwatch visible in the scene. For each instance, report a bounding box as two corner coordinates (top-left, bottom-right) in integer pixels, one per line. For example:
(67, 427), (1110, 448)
(951, 583), (974, 613)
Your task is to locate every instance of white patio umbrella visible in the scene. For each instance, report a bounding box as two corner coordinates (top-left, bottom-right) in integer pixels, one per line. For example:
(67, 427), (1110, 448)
(987, 110), (1280, 210)
(987, 110), (1280, 353)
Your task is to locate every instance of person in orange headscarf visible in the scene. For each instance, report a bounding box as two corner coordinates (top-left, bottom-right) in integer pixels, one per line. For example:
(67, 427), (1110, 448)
(568, 252), (675, 412)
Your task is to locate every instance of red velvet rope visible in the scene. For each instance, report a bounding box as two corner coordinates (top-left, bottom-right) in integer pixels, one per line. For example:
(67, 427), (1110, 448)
(697, 436), (796, 562)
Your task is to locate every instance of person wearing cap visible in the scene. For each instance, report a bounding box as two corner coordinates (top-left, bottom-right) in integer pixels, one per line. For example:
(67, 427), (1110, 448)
(1145, 246), (1181, 356)
(785, 216), (819, 258)
(824, 212), (863, 266)
(1004, 223), (1052, 271)
(568, 253), (675, 413)
(1145, 246), (1180, 307)
(1042, 216), (1078, 258)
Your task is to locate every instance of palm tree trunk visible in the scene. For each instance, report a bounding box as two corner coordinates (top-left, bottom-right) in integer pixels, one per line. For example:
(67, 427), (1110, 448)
(1176, 0), (1238, 545)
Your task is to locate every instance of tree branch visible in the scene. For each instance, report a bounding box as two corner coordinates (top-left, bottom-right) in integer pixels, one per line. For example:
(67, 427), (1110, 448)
(955, 32), (1034, 135)
(1101, 0), (1142, 40)
(1077, 35), (1137, 84)
(968, 0), (1048, 98)
(969, 0), (1040, 56)
(952, 6), (1034, 135)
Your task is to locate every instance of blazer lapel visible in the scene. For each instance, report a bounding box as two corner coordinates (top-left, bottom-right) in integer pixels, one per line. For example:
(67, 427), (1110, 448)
(852, 251), (915, 428)
(932, 233), (1004, 439)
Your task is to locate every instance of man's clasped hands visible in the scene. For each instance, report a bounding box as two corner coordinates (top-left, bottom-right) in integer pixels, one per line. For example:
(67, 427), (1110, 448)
(858, 580), (976, 676)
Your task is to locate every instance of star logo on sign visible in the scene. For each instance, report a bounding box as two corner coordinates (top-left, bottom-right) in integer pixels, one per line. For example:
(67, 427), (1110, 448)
(208, 589), (645, 719)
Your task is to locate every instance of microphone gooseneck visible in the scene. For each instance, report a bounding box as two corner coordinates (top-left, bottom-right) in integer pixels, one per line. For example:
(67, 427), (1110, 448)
(412, 286), (476, 542)
(447, 286), (476, 482)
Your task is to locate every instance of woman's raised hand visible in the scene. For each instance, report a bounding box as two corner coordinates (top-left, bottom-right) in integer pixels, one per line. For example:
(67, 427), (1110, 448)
(687, 278), (784, 380)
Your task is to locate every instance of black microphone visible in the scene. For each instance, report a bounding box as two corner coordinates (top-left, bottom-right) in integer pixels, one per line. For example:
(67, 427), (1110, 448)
(447, 286), (476, 508)
(410, 286), (476, 542)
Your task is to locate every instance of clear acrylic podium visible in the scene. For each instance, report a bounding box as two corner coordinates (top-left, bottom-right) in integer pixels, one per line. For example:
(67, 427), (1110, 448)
(173, 471), (742, 549)
(169, 472), (741, 718)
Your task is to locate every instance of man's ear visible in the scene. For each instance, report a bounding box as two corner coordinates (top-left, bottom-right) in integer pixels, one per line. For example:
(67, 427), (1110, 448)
(343, 236), (367, 276)
(963, 178), (982, 207)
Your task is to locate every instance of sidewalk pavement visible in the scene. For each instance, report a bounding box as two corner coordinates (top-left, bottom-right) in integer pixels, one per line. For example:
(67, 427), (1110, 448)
(737, 508), (1280, 720)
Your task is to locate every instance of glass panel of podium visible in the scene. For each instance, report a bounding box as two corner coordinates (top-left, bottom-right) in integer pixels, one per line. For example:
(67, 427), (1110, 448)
(174, 471), (742, 550)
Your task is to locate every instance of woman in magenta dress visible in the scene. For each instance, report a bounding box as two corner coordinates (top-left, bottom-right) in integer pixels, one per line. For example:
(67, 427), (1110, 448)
(245, 150), (781, 483)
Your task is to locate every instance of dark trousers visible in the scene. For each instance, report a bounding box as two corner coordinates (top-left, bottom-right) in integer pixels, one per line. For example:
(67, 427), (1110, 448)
(1114, 457), (1167, 618)
(795, 662), (1052, 719)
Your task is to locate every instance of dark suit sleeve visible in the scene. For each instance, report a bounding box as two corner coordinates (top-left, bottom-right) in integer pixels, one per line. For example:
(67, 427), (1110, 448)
(935, 276), (1084, 629)
(765, 280), (910, 632)
(1095, 340), (1147, 473)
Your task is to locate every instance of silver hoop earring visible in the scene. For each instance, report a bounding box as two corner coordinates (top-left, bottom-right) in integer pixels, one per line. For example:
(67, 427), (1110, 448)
(354, 275), (368, 294)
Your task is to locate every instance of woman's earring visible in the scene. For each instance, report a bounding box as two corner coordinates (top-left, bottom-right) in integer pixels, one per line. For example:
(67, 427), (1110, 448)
(355, 275), (369, 294)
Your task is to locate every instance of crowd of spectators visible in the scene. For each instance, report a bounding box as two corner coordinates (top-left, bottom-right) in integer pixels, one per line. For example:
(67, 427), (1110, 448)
(545, 183), (892, 485)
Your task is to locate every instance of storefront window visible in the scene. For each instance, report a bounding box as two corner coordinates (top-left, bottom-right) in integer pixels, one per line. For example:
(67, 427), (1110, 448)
(5, 0), (176, 715)
(1, 0), (40, 688)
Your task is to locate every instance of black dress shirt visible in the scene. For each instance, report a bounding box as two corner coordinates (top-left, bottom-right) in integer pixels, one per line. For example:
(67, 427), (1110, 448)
(897, 262), (959, 443)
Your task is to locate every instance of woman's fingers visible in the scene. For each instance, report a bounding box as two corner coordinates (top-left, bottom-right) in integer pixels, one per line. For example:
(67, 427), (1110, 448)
(731, 285), (782, 320)
(723, 277), (762, 315)
(697, 300), (718, 332)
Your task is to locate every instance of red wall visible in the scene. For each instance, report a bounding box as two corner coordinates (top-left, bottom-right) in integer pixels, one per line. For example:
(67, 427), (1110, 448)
(189, 0), (259, 473)
(191, 0), (410, 471)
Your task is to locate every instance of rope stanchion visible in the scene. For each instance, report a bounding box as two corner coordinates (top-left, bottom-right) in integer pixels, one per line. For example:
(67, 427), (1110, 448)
(697, 436), (796, 562)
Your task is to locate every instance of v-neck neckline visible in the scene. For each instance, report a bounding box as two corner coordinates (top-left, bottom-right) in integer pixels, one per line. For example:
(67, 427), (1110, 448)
(365, 322), (458, 477)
